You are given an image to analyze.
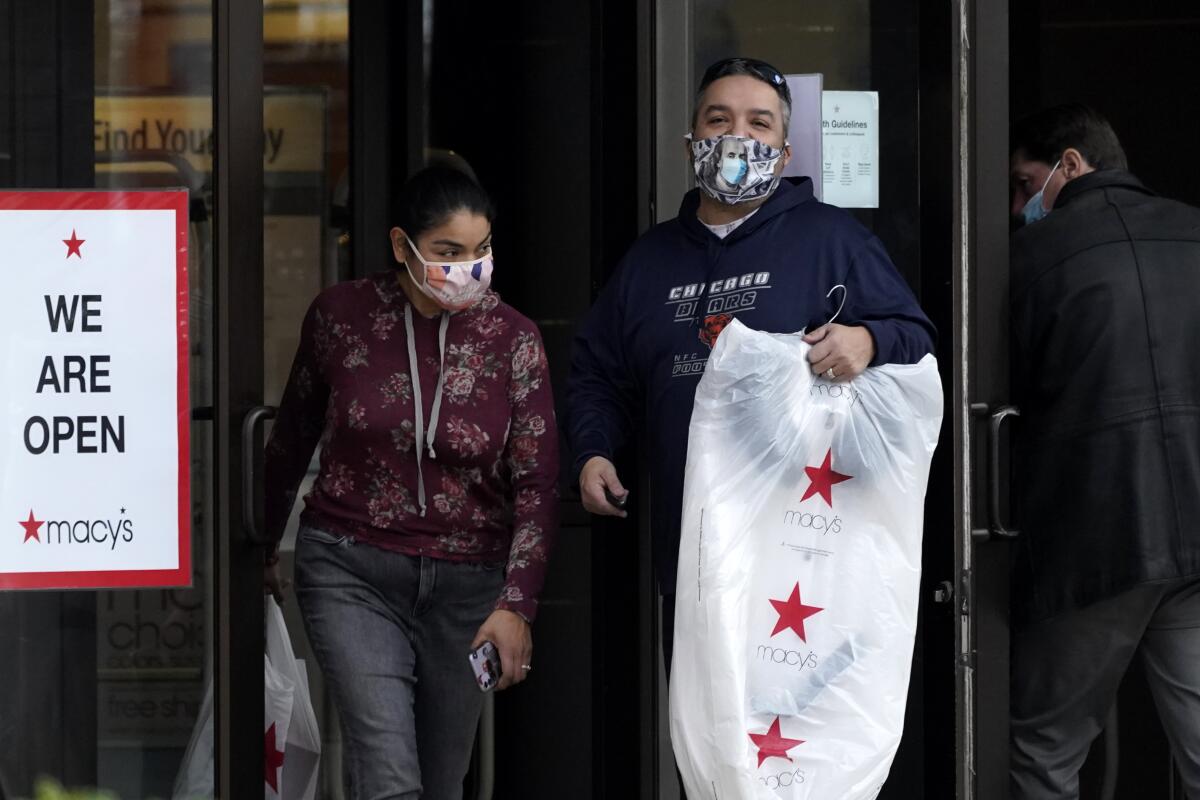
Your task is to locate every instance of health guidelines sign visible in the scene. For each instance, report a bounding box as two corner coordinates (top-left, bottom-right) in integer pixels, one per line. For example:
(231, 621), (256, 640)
(0, 190), (191, 590)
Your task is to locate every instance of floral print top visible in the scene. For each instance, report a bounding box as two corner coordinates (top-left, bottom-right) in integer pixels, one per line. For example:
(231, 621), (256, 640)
(265, 272), (559, 622)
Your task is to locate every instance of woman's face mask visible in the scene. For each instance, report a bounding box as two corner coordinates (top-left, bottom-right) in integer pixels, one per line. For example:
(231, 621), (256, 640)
(689, 133), (786, 205)
(403, 236), (493, 312)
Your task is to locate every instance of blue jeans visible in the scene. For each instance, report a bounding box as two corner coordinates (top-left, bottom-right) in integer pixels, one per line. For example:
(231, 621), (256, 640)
(295, 526), (504, 800)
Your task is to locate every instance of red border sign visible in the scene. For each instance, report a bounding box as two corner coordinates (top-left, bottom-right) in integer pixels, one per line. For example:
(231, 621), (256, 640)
(0, 190), (191, 589)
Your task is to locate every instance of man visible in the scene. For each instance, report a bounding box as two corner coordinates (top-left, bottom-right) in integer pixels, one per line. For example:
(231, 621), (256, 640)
(566, 57), (935, 668)
(1008, 103), (1200, 799)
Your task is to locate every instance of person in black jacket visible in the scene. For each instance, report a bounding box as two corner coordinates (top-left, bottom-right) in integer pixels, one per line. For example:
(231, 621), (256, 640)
(1008, 104), (1200, 799)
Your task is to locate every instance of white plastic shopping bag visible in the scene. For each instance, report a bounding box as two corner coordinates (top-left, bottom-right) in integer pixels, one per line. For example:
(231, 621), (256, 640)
(670, 320), (942, 799)
(173, 657), (294, 800)
(171, 680), (215, 800)
(171, 598), (321, 800)
(266, 596), (322, 800)
(264, 651), (295, 799)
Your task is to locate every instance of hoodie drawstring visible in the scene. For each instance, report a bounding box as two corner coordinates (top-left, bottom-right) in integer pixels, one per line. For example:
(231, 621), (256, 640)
(694, 234), (727, 328)
(404, 303), (450, 517)
(427, 312), (449, 459)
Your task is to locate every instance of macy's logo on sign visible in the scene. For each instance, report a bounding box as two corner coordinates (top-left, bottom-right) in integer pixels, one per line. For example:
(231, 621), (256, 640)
(18, 508), (134, 549)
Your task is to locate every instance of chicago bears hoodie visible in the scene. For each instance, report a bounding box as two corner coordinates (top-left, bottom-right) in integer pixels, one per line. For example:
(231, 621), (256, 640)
(566, 177), (936, 593)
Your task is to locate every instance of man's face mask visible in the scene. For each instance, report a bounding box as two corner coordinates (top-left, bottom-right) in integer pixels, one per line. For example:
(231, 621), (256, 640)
(1021, 159), (1061, 226)
(689, 134), (786, 205)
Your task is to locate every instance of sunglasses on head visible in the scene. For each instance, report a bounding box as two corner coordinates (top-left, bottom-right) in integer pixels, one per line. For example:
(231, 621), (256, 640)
(700, 57), (791, 104)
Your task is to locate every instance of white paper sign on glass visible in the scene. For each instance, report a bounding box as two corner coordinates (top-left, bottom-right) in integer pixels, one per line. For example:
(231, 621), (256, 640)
(782, 74), (824, 200)
(822, 91), (880, 209)
(0, 190), (191, 590)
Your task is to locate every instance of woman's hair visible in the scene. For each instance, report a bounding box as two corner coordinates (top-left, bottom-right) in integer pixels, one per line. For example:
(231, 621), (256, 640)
(391, 163), (496, 243)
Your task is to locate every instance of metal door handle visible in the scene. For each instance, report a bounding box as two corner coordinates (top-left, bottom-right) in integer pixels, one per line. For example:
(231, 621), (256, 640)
(241, 405), (277, 545)
(971, 403), (1020, 541)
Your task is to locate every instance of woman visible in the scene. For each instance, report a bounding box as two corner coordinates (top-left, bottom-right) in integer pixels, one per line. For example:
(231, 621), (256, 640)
(264, 165), (559, 799)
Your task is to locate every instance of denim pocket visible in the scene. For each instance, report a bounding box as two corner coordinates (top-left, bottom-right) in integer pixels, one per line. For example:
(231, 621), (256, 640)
(299, 527), (351, 547)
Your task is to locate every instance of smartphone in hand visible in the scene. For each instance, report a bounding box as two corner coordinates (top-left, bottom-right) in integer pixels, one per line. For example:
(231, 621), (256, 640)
(469, 641), (502, 692)
(604, 487), (629, 509)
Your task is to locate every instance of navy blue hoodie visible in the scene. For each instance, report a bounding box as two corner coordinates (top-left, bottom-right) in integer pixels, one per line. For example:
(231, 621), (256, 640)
(567, 177), (935, 593)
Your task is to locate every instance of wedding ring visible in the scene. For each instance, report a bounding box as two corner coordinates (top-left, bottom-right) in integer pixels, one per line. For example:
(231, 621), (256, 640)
(520, 664), (532, 671)
(825, 367), (836, 380)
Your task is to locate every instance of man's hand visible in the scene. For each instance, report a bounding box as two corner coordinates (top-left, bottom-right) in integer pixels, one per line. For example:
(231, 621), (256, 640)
(265, 546), (290, 604)
(580, 456), (628, 517)
(472, 609), (532, 691)
(803, 324), (875, 382)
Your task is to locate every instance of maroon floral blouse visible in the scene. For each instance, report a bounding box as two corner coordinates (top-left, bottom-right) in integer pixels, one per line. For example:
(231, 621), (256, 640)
(265, 272), (559, 622)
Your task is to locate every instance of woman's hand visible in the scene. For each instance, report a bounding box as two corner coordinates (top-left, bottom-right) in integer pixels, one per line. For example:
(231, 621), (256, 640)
(472, 609), (532, 691)
(265, 545), (290, 604)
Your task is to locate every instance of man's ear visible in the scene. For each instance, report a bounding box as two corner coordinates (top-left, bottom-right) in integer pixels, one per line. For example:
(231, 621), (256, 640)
(781, 141), (792, 169)
(1061, 147), (1093, 179)
(389, 227), (409, 265)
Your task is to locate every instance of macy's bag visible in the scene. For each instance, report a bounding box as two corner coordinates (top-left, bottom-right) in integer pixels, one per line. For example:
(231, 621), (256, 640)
(670, 319), (942, 800)
(172, 598), (320, 800)
(263, 649), (296, 800)
(171, 656), (293, 800)
(266, 596), (322, 800)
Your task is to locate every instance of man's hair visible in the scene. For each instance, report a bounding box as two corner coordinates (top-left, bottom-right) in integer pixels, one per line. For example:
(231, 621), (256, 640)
(692, 57), (792, 137)
(1011, 104), (1128, 171)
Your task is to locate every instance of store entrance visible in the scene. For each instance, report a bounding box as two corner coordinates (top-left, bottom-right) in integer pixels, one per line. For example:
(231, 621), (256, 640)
(1003, 2), (1199, 797)
(0, 1), (297, 796)
(21, 1), (1177, 798)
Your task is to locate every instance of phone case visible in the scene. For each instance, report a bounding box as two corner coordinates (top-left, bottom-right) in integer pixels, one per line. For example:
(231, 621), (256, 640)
(469, 641), (502, 692)
(605, 487), (629, 508)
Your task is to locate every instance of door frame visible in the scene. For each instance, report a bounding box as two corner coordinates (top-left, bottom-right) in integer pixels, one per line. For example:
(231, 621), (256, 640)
(952, 0), (1012, 797)
(213, 1), (267, 794)
(645, 1), (692, 796)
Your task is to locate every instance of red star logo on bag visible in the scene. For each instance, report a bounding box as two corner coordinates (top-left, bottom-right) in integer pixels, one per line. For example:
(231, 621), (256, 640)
(265, 721), (286, 792)
(769, 582), (824, 641)
(801, 448), (852, 507)
(748, 716), (805, 767)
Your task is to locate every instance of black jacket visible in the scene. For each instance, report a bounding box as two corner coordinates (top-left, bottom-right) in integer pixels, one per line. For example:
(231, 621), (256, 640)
(1010, 169), (1200, 625)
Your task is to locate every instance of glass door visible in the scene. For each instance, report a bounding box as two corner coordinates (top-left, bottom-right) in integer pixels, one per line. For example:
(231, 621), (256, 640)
(0, 1), (267, 796)
(651, 1), (958, 797)
(954, 1), (1013, 798)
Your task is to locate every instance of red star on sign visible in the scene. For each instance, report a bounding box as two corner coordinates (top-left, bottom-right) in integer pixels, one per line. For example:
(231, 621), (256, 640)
(748, 716), (805, 767)
(801, 448), (852, 507)
(769, 582), (824, 641)
(19, 510), (44, 543)
(264, 722), (286, 792)
(63, 229), (85, 259)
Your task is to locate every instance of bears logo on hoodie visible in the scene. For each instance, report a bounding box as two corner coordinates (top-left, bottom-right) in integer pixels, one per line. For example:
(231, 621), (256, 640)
(700, 313), (733, 348)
